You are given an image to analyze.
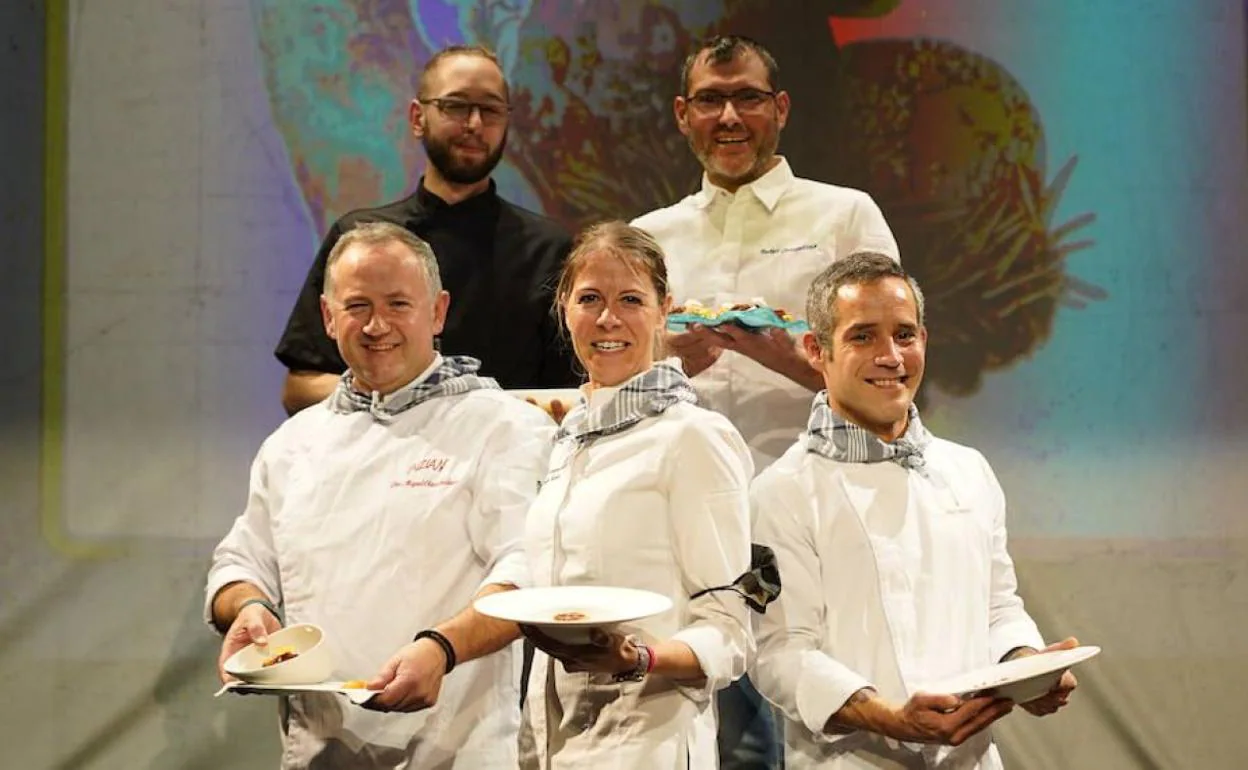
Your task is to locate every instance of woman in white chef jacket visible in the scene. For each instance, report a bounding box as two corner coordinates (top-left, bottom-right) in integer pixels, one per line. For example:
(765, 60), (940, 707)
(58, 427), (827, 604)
(518, 221), (755, 770)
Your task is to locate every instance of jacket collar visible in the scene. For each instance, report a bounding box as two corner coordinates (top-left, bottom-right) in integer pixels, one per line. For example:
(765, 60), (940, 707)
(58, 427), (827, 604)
(691, 156), (793, 213)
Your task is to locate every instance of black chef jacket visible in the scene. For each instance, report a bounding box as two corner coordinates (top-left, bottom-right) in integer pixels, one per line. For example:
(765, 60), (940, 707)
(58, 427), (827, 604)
(274, 180), (580, 389)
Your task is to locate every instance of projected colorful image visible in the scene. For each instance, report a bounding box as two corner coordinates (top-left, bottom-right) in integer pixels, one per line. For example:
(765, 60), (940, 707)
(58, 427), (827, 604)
(252, 0), (1101, 403)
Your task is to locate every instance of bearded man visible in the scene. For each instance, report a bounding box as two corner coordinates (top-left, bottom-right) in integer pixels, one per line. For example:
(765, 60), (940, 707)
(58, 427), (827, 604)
(275, 45), (577, 414)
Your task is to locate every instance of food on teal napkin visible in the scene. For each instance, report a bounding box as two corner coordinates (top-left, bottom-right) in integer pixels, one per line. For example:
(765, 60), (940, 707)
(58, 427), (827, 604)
(667, 301), (810, 334)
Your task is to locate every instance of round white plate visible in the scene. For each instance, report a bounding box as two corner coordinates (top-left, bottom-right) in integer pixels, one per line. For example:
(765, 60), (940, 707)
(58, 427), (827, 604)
(918, 645), (1100, 704)
(474, 586), (672, 629)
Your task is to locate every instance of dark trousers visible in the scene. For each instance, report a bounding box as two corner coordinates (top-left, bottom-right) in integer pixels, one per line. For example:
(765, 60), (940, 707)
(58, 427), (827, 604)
(717, 674), (783, 769)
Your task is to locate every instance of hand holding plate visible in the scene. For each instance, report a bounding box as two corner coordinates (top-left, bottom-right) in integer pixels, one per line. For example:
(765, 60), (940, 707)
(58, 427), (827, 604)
(521, 624), (639, 676)
(362, 637), (448, 712)
(1012, 637), (1080, 716)
(218, 604), (282, 684)
(664, 326), (723, 377)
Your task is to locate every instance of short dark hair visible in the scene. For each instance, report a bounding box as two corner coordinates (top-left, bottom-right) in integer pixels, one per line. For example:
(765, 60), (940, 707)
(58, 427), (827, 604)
(806, 252), (925, 347)
(680, 35), (779, 95)
(418, 45), (509, 101)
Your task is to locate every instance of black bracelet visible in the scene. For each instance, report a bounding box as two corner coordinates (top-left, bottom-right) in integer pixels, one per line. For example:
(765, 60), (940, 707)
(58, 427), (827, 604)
(413, 629), (457, 674)
(238, 597), (282, 623)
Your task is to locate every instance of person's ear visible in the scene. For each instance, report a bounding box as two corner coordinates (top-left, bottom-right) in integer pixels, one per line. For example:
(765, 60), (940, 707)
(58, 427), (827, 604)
(409, 100), (426, 139)
(774, 89), (791, 130)
(674, 96), (691, 138)
(801, 331), (826, 367)
(321, 295), (337, 340)
(431, 290), (450, 336)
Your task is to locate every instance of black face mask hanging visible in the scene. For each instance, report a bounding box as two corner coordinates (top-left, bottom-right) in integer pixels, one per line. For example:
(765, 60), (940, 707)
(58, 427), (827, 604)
(689, 544), (782, 614)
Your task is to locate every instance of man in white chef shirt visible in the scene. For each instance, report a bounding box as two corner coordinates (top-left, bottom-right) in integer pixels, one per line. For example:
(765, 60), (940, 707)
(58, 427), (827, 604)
(632, 33), (900, 768)
(750, 252), (1080, 769)
(205, 221), (553, 769)
(631, 34), (899, 470)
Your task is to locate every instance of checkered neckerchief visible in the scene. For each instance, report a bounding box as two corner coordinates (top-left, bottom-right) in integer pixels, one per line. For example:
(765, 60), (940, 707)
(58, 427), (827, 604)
(327, 355), (499, 423)
(803, 393), (931, 471)
(555, 359), (696, 447)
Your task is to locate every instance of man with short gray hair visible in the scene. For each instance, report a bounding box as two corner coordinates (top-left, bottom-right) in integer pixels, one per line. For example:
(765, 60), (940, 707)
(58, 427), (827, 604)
(750, 252), (1079, 769)
(208, 223), (553, 768)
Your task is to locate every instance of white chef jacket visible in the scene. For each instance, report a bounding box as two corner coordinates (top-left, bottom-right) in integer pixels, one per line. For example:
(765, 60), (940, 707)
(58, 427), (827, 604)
(519, 387), (755, 770)
(632, 158), (899, 469)
(750, 439), (1045, 770)
(205, 359), (554, 769)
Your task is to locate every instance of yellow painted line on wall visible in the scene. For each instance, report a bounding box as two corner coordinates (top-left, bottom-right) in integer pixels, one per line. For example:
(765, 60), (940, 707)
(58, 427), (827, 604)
(42, 0), (124, 559)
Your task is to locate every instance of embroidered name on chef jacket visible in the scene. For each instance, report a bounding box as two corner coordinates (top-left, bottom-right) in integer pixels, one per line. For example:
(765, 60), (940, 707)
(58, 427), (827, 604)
(391, 454), (458, 488)
(759, 243), (820, 255)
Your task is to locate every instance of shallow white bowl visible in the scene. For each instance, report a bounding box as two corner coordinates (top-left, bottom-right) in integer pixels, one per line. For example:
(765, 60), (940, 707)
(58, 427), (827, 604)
(919, 645), (1100, 704)
(223, 623), (333, 685)
(475, 586), (672, 644)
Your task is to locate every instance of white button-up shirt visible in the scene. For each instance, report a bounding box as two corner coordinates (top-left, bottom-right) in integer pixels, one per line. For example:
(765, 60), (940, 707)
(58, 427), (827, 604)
(520, 388), (755, 770)
(632, 159), (899, 468)
(750, 439), (1045, 769)
(206, 363), (553, 769)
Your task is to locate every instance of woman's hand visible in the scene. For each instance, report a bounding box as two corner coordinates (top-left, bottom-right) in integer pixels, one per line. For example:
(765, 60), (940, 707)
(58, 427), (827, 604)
(521, 624), (640, 676)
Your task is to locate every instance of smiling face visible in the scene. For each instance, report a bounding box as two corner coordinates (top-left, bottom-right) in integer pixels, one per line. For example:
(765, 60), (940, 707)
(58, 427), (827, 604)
(675, 48), (790, 192)
(320, 241), (449, 396)
(803, 277), (927, 441)
(562, 249), (671, 390)
(411, 52), (510, 187)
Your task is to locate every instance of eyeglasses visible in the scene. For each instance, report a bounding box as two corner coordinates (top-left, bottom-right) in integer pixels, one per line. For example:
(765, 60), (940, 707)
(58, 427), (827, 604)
(420, 97), (512, 126)
(685, 88), (777, 117)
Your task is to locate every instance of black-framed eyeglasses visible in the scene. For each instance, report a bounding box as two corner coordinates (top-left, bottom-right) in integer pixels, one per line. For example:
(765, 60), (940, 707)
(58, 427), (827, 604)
(419, 97), (512, 126)
(685, 88), (777, 117)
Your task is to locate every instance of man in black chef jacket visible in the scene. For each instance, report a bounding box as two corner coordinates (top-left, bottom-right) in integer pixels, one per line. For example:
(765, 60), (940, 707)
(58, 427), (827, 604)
(276, 44), (578, 415)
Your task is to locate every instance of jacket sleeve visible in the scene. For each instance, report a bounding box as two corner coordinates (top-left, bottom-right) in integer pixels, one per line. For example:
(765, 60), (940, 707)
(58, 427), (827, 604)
(666, 414), (756, 700)
(750, 468), (875, 743)
(467, 400), (555, 592)
(203, 437), (284, 626)
(980, 452), (1045, 661)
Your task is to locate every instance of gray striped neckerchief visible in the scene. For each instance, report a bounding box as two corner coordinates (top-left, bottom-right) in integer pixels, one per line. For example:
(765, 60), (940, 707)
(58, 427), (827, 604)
(555, 359), (696, 448)
(803, 392), (931, 472)
(327, 355), (500, 424)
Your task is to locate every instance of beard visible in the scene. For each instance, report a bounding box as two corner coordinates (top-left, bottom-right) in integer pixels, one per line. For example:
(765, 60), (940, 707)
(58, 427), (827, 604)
(423, 128), (508, 185)
(689, 129), (781, 188)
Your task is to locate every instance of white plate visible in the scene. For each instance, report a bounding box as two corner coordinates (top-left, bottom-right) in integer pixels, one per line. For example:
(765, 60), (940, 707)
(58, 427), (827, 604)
(215, 680), (377, 705)
(474, 586), (672, 642)
(918, 645), (1100, 704)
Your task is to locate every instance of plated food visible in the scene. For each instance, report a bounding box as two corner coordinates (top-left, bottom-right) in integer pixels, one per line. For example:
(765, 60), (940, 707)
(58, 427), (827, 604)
(475, 586), (671, 629)
(222, 623), (333, 685)
(666, 299), (810, 333)
(261, 646), (299, 667)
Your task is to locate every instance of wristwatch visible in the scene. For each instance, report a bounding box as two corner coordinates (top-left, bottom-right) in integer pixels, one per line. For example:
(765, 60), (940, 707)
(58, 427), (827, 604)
(612, 639), (653, 683)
